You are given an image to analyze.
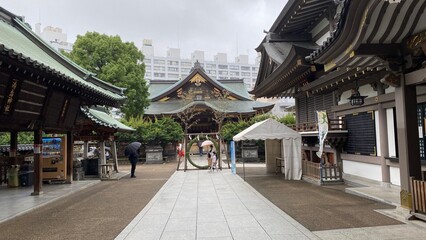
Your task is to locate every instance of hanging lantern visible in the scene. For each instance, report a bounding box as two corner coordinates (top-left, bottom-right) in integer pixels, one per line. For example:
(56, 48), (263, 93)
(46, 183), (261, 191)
(348, 88), (367, 106)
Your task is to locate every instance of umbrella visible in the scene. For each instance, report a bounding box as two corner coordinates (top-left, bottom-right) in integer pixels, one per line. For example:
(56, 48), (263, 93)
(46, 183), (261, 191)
(201, 140), (214, 147)
(124, 142), (141, 156)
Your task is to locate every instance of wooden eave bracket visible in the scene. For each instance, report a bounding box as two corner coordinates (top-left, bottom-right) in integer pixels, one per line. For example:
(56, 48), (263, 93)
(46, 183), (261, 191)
(380, 73), (400, 87)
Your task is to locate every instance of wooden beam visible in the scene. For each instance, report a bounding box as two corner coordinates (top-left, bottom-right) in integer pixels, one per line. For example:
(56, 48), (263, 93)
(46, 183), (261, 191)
(405, 67), (426, 85)
(272, 33), (312, 42)
(355, 44), (401, 56)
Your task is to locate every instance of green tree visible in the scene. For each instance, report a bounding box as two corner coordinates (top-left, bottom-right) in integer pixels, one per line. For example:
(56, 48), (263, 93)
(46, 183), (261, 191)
(278, 113), (296, 125)
(220, 120), (250, 142)
(64, 32), (149, 119)
(138, 118), (183, 146)
(0, 132), (34, 145)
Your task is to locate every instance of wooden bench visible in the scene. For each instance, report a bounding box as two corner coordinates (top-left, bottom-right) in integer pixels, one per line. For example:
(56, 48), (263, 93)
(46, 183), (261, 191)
(100, 163), (114, 179)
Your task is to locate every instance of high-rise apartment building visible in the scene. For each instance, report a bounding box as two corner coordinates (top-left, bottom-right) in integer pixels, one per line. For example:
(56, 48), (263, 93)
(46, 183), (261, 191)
(35, 23), (73, 53)
(141, 39), (260, 90)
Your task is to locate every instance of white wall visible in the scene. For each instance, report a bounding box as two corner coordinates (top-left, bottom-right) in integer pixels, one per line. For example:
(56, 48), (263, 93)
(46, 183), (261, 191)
(390, 166), (401, 186)
(343, 160), (382, 181)
(375, 110), (381, 156)
(386, 108), (397, 157)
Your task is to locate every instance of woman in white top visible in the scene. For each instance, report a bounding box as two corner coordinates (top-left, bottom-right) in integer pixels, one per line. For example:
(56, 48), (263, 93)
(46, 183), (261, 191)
(211, 152), (217, 171)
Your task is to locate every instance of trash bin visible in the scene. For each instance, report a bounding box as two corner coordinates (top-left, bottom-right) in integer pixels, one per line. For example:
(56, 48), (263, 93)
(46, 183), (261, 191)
(19, 171), (34, 186)
(7, 165), (20, 188)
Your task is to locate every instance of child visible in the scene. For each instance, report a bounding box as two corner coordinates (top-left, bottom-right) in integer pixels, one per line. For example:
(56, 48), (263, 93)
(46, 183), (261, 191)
(207, 152), (212, 171)
(211, 151), (217, 172)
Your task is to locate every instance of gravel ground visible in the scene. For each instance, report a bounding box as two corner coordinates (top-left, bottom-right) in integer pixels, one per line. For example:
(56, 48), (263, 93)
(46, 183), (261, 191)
(0, 161), (404, 239)
(0, 162), (176, 240)
(236, 165), (403, 231)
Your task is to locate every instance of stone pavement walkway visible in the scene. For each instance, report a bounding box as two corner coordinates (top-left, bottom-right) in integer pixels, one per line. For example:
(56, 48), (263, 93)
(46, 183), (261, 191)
(0, 180), (99, 223)
(116, 169), (317, 240)
(116, 164), (426, 240)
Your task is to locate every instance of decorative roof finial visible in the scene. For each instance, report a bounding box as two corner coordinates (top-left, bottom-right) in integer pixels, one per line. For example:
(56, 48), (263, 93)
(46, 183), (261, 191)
(191, 60), (205, 72)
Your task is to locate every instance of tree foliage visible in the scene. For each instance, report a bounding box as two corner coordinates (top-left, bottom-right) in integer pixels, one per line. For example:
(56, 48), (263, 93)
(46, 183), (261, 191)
(115, 117), (183, 147)
(220, 113), (296, 142)
(220, 121), (250, 142)
(211, 89), (231, 132)
(138, 118), (183, 146)
(175, 89), (201, 133)
(278, 113), (296, 125)
(64, 32), (149, 119)
(0, 132), (34, 145)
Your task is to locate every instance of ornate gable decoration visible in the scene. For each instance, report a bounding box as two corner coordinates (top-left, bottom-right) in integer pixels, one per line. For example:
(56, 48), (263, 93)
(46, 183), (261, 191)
(189, 73), (206, 87)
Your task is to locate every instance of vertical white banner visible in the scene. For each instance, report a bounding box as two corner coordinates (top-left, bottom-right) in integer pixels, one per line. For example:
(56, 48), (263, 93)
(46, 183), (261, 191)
(316, 111), (328, 159)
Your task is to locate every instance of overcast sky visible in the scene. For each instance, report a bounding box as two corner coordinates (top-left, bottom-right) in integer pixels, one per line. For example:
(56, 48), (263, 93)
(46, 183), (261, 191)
(0, 0), (287, 63)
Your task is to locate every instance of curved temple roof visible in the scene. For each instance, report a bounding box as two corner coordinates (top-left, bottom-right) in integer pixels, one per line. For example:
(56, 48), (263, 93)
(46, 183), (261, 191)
(0, 7), (126, 105)
(145, 64), (274, 116)
(81, 107), (134, 132)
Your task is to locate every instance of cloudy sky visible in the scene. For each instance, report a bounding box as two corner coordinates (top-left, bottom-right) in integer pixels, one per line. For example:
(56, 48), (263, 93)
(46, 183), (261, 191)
(0, 0), (287, 63)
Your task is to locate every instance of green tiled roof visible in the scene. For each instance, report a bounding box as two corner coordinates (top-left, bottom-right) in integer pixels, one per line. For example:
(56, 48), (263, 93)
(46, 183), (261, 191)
(0, 8), (126, 104)
(81, 107), (134, 132)
(149, 78), (251, 100)
(221, 81), (251, 99)
(145, 99), (273, 115)
(149, 69), (252, 101)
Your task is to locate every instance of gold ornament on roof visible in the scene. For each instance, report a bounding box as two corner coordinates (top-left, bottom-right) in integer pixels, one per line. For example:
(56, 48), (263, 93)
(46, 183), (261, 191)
(189, 73), (206, 86)
(177, 88), (183, 98)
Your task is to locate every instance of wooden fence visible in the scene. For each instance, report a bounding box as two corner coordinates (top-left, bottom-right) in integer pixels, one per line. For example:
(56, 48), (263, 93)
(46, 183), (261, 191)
(321, 165), (343, 182)
(302, 160), (343, 184)
(410, 177), (426, 220)
(302, 160), (320, 179)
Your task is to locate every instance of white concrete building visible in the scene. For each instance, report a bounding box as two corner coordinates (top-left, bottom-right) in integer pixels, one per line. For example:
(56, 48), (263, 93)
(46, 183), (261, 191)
(35, 23), (73, 53)
(141, 39), (260, 90)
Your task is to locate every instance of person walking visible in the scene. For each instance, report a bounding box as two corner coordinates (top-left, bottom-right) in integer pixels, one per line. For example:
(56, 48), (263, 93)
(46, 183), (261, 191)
(211, 151), (217, 172)
(207, 152), (212, 171)
(125, 142), (141, 178)
(197, 140), (203, 156)
(129, 150), (139, 178)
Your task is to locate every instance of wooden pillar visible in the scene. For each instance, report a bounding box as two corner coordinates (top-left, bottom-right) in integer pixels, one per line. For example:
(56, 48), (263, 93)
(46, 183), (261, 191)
(218, 140), (222, 170)
(32, 129), (43, 196)
(378, 105), (390, 184)
(83, 141), (89, 159)
(99, 141), (106, 164)
(111, 140), (119, 173)
(99, 141), (106, 178)
(66, 131), (73, 184)
(395, 76), (422, 208)
(184, 134), (187, 171)
(378, 83), (391, 184)
(10, 131), (17, 165)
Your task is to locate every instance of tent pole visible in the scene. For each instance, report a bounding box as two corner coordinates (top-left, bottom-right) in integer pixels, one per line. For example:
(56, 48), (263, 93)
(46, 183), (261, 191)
(243, 157), (245, 181)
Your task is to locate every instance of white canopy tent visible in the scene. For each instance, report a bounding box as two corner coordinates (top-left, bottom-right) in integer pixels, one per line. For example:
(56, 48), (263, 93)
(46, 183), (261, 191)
(233, 118), (302, 180)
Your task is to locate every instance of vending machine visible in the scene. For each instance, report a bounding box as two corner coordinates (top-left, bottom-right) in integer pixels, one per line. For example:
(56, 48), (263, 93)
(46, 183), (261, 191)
(42, 136), (67, 181)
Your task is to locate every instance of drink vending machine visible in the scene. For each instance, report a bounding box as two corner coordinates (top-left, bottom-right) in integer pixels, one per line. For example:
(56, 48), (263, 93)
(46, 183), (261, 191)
(42, 137), (67, 181)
